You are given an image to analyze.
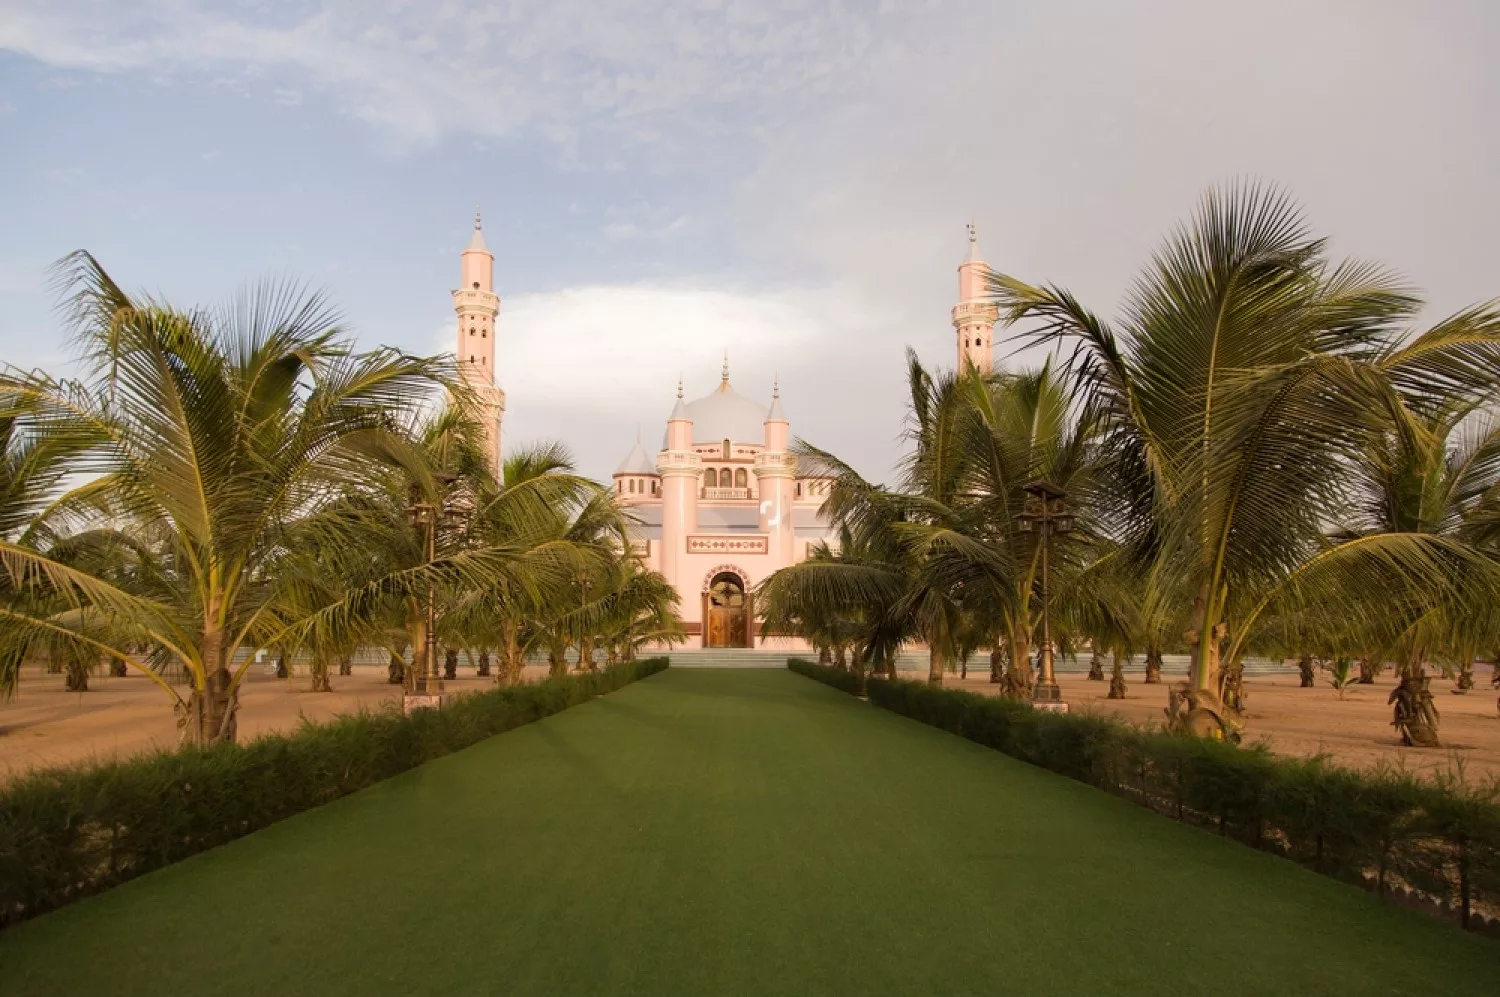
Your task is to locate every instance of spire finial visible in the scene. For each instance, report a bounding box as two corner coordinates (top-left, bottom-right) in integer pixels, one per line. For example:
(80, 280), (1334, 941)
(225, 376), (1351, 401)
(967, 219), (976, 244)
(676, 375), (683, 399)
(721, 350), (730, 385)
(773, 372), (780, 399)
(474, 206), (482, 230)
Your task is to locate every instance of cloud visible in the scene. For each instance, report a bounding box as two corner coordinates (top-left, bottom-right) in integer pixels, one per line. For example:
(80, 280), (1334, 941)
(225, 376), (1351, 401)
(429, 281), (902, 481)
(0, 1), (932, 154)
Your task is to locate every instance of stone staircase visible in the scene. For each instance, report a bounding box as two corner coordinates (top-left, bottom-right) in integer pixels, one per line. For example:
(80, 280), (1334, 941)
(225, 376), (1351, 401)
(668, 648), (790, 669)
(661, 648), (1297, 675)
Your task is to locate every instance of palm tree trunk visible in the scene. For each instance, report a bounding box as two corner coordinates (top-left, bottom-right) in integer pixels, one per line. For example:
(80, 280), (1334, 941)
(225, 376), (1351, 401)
(387, 648), (406, 685)
(338, 655), (353, 676)
(1087, 651), (1105, 681)
(1297, 655), (1316, 688)
(1392, 641), (1440, 746)
(109, 657), (128, 677)
(310, 657), (333, 692)
(184, 630), (237, 745)
(1004, 627), (1033, 697)
(64, 655), (90, 692)
(927, 644), (944, 686)
(1107, 650), (1127, 699)
(477, 649), (492, 678)
(1143, 648), (1162, 684)
(989, 642), (1004, 684)
(1455, 659), (1474, 692)
(443, 648), (459, 681)
(502, 622), (522, 684)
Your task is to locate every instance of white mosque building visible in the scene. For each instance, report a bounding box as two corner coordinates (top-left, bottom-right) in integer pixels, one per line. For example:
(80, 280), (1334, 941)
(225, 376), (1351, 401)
(451, 216), (998, 647)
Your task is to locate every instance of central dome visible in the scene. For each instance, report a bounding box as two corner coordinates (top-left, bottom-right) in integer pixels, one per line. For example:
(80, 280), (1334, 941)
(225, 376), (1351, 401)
(664, 376), (769, 447)
(686, 380), (768, 444)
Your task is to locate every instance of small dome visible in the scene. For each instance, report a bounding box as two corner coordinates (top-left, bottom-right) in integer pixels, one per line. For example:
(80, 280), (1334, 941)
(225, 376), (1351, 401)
(614, 438), (656, 475)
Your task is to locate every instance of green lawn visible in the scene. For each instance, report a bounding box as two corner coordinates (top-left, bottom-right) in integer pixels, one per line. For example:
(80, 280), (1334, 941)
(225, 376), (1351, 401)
(2, 669), (1496, 996)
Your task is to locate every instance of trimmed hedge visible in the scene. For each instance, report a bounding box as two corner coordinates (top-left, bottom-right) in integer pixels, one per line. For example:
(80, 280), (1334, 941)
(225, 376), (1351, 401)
(788, 658), (1500, 935)
(0, 657), (668, 928)
(788, 656), (865, 696)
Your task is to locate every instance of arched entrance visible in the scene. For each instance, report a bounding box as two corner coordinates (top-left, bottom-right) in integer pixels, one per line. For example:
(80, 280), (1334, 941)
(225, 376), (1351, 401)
(703, 570), (752, 648)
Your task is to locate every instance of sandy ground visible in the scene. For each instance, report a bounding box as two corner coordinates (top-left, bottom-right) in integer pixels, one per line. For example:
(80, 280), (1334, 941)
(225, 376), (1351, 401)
(0, 664), (554, 780)
(4, 661), (1499, 783)
(945, 664), (1500, 781)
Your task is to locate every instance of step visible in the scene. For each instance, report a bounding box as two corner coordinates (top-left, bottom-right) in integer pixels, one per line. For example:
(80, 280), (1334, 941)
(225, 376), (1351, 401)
(669, 649), (790, 669)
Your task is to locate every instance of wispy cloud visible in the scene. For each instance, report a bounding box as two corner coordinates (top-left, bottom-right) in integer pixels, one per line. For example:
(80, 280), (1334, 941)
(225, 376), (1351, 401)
(0, 1), (933, 153)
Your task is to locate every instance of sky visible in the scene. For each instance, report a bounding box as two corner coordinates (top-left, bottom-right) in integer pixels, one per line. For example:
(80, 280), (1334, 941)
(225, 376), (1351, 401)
(1, 1), (1497, 482)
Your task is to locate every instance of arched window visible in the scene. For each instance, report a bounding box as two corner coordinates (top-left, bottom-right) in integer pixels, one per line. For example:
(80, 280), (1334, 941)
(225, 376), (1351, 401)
(652, 481), (659, 495)
(469, 355), (475, 363)
(481, 330), (486, 338)
(718, 468), (733, 488)
(795, 481), (802, 497)
(734, 467), (747, 488)
(472, 281), (479, 289)
(722, 439), (731, 459)
(629, 479), (636, 494)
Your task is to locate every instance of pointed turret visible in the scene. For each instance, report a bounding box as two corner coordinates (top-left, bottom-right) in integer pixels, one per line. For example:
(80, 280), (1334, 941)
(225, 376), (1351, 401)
(765, 376), (787, 424)
(466, 208), (489, 253)
(953, 221), (998, 373)
(668, 375), (690, 422)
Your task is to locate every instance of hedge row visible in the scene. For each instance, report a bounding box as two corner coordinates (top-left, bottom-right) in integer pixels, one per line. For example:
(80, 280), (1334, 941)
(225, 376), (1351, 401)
(788, 658), (1500, 934)
(0, 657), (669, 928)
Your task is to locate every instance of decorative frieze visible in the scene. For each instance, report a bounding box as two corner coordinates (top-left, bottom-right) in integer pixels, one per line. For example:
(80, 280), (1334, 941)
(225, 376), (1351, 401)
(687, 535), (768, 554)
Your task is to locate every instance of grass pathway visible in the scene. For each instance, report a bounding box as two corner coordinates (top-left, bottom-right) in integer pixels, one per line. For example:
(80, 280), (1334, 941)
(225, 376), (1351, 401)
(2, 668), (1496, 995)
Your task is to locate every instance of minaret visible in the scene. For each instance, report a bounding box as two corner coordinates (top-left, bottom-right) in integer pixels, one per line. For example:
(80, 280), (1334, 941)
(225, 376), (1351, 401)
(756, 377), (797, 570)
(953, 222), (999, 373)
(451, 210), (506, 475)
(657, 377), (701, 591)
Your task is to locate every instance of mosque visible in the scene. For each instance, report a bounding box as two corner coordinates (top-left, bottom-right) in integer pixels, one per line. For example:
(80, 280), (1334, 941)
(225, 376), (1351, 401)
(451, 216), (997, 647)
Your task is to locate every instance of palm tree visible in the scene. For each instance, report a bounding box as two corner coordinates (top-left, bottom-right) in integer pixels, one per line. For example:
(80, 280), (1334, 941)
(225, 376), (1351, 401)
(0, 253), (541, 743)
(989, 182), (1500, 738)
(1331, 403), (1500, 743)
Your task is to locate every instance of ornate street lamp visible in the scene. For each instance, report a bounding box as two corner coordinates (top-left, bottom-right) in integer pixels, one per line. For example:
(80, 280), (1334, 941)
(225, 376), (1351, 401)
(1017, 479), (1074, 712)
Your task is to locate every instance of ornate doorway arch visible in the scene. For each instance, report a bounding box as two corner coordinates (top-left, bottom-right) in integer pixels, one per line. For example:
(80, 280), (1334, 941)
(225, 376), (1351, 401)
(702, 567), (752, 648)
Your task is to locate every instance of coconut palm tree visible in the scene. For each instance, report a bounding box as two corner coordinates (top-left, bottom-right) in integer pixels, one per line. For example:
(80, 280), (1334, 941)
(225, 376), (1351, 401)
(0, 253), (571, 743)
(989, 181), (1500, 738)
(1329, 402), (1500, 743)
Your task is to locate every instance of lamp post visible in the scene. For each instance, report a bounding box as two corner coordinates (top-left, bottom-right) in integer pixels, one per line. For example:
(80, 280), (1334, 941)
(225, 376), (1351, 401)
(1017, 479), (1074, 712)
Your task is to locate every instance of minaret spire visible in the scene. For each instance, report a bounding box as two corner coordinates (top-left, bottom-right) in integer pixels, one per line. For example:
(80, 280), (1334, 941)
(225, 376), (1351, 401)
(720, 351), (730, 388)
(453, 213), (504, 474)
(953, 220), (997, 374)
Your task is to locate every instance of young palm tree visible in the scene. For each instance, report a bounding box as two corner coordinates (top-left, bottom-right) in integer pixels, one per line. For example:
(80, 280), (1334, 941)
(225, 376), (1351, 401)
(1330, 403), (1500, 743)
(0, 254), (556, 743)
(989, 182), (1500, 738)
